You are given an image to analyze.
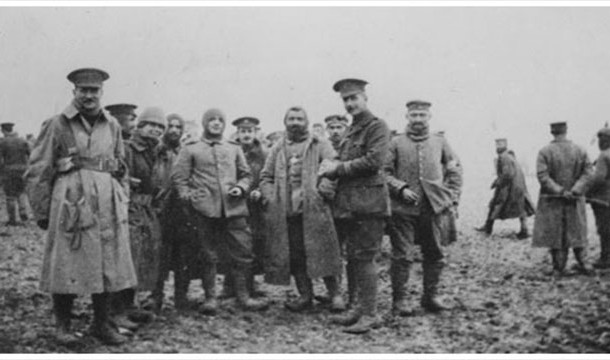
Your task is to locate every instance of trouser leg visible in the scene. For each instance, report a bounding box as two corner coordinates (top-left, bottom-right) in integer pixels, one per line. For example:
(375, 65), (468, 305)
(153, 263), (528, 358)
(387, 214), (416, 316)
(5, 196), (17, 224)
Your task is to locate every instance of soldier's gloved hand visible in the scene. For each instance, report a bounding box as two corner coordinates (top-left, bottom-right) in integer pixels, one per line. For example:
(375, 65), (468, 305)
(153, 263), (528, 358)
(228, 186), (243, 198)
(249, 190), (262, 202)
(401, 188), (420, 204)
(37, 219), (49, 230)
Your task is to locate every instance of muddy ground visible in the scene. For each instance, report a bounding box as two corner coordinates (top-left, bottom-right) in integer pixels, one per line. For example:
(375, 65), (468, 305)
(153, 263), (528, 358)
(1, 174), (610, 353)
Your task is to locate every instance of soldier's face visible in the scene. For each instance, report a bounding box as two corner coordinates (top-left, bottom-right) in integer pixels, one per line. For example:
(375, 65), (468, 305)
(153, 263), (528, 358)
(599, 137), (610, 150)
(73, 86), (102, 112)
(495, 146), (507, 154)
(237, 127), (256, 145)
(342, 93), (367, 116)
(327, 123), (347, 142)
(166, 119), (184, 142)
(205, 117), (225, 136)
(285, 111), (308, 132)
(406, 110), (431, 130)
(139, 122), (165, 139)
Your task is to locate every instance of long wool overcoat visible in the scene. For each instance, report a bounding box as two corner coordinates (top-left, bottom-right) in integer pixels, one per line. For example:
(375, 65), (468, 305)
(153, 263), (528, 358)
(532, 139), (592, 249)
(125, 133), (162, 291)
(489, 150), (535, 220)
(260, 135), (342, 285)
(26, 103), (137, 295)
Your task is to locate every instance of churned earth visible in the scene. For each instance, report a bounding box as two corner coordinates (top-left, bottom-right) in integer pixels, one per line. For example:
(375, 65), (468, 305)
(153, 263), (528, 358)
(1, 174), (609, 354)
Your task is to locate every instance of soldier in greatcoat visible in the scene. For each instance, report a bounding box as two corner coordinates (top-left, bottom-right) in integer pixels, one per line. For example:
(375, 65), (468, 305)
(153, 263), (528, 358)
(220, 116), (268, 298)
(0, 122), (31, 225)
(260, 107), (343, 313)
(476, 138), (535, 238)
(384, 100), (462, 316)
(172, 108), (268, 315)
(532, 122), (593, 276)
(583, 127), (610, 269)
(25, 68), (137, 345)
(318, 79), (391, 334)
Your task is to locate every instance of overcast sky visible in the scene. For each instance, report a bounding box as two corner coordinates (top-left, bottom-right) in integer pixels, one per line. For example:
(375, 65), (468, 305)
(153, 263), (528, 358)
(0, 6), (608, 177)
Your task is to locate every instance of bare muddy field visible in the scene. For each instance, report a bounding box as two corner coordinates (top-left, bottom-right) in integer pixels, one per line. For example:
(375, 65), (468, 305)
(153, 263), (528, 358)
(1, 174), (609, 353)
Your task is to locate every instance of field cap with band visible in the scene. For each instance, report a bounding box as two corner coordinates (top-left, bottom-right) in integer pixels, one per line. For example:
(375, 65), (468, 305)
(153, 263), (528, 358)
(67, 68), (109, 88)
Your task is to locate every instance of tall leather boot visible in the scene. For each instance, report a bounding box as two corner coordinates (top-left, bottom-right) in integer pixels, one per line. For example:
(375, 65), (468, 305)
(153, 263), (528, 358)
(52, 294), (77, 344)
(6, 197), (18, 226)
(91, 292), (127, 345)
(123, 288), (154, 324)
(219, 272), (236, 299)
(343, 260), (381, 334)
(323, 276), (346, 312)
(109, 292), (138, 332)
(233, 268), (269, 311)
(573, 247), (593, 275)
(285, 271), (314, 312)
(198, 263), (218, 315)
(475, 219), (493, 235)
(173, 265), (189, 311)
(391, 260), (414, 316)
(516, 217), (529, 239)
(421, 261), (449, 313)
(18, 194), (29, 222)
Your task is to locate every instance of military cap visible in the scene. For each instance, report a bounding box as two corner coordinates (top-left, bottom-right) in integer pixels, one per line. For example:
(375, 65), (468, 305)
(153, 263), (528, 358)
(104, 103), (137, 116)
(324, 114), (348, 126)
(232, 116), (260, 129)
(332, 78), (368, 97)
(137, 107), (166, 129)
(67, 68), (109, 88)
(550, 122), (567, 134)
(598, 126), (610, 138)
(0, 122), (15, 131)
(406, 100), (432, 111)
(495, 138), (508, 146)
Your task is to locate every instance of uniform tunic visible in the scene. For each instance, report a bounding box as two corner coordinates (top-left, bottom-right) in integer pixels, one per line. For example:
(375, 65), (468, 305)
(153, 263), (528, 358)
(26, 103), (136, 295)
(0, 132), (30, 196)
(532, 138), (592, 249)
(488, 150), (535, 220)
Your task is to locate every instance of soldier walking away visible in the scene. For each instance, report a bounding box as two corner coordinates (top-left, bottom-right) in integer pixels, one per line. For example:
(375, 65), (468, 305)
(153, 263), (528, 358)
(260, 107), (344, 313)
(476, 138), (535, 238)
(112, 107), (166, 331)
(172, 108), (269, 315)
(384, 100), (462, 316)
(583, 127), (610, 269)
(0, 122), (30, 225)
(318, 79), (391, 334)
(532, 122), (593, 277)
(105, 103), (137, 141)
(25, 68), (137, 345)
(220, 116), (268, 299)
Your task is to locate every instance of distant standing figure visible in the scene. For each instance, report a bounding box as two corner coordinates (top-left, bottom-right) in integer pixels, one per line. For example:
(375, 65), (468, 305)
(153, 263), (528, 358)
(0, 122), (30, 225)
(476, 138), (535, 238)
(532, 122), (592, 277)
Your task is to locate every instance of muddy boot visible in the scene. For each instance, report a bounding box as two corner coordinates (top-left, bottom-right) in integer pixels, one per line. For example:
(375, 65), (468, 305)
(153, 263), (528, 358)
(573, 247), (593, 275)
(346, 261), (359, 310)
(323, 276), (346, 313)
(516, 217), (529, 239)
(475, 219), (493, 235)
(550, 249), (564, 278)
(198, 264), (218, 315)
(421, 261), (449, 313)
(52, 294), (78, 344)
(391, 260), (414, 317)
(109, 292), (138, 332)
(90, 293), (127, 346)
(234, 268), (269, 311)
(122, 289), (154, 324)
(343, 260), (381, 334)
(285, 271), (314, 312)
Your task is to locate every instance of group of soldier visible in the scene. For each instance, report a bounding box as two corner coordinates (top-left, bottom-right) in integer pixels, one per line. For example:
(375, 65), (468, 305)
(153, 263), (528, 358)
(6, 65), (609, 346)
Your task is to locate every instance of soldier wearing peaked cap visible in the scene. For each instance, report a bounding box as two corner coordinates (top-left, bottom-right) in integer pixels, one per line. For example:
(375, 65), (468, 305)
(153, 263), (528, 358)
(325, 114), (349, 151)
(384, 99), (462, 317)
(24, 68), (136, 345)
(0, 122), (31, 225)
(319, 78), (391, 334)
(581, 126), (610, 269)
(105, 103), (137, 140)
(220, 116), (268, 299)
(475, 138), (535, 238)
(532, 122), (593, 277)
